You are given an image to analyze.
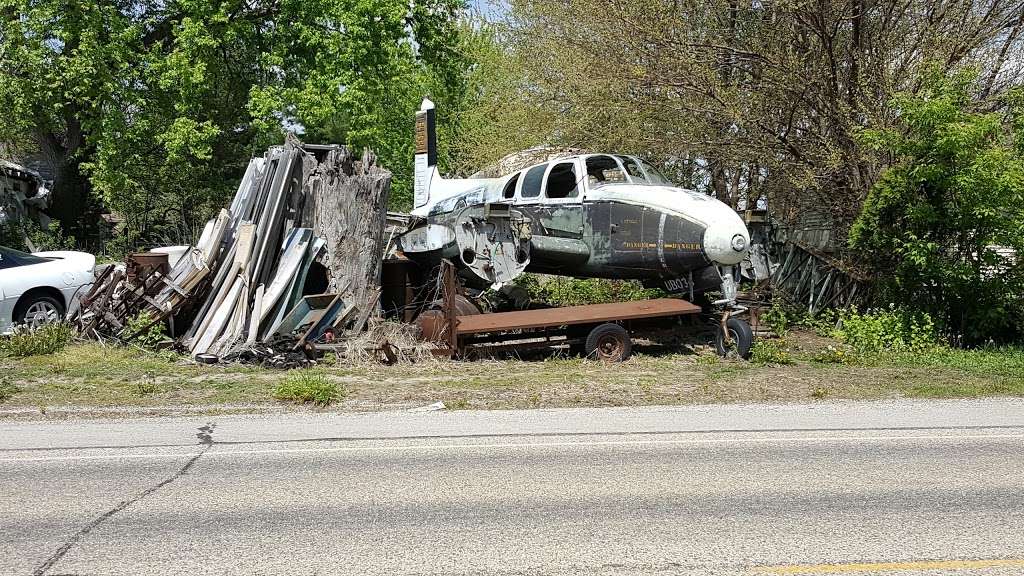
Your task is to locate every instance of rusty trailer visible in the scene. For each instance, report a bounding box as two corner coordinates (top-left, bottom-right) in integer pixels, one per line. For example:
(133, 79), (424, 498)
(435, 297), (701, 362)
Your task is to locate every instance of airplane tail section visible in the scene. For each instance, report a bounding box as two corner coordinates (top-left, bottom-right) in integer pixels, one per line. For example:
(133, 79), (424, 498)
(414, 98), (438, 209)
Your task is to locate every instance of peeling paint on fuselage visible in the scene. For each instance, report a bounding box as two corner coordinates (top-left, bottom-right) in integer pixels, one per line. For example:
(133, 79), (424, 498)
(404, 153), (749, 292)
(515, 201), (710, 280)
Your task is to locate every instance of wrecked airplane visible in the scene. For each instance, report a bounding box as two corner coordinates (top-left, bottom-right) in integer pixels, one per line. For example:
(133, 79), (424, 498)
(397, 98), (753, 355)
(399, 99), (750, 303)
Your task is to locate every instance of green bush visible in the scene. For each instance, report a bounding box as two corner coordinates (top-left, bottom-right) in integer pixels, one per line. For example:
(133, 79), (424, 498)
(850, 67), (1024, 343)
(514, 274), (665, 307)
(273, 370), (341, 407)
(761, 301), (791, 336)
(836, 306), (938, 354)
(122, 312), (166, 349)
(0, 219), (75, 252)
(750, 338), (794, 365)
(799, 309), (840, 337)
(1, 323), (73, 357)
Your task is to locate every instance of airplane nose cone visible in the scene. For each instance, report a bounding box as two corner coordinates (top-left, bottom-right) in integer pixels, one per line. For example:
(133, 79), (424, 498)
(702, 209), (750, 266)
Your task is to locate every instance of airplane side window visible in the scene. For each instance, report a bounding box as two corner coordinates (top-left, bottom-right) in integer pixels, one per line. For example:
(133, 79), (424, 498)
(521, 163), (547, 198)
(585, 155), (627, 188)
(502, 173), (520, 199)
(545, 162), (579, 199)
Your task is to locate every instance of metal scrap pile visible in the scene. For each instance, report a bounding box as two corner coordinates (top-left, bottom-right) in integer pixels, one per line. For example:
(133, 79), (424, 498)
(71, 138), (392, 365)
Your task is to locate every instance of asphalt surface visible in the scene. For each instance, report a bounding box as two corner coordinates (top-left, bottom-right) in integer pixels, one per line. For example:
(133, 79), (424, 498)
(2, 399), (1024, 575)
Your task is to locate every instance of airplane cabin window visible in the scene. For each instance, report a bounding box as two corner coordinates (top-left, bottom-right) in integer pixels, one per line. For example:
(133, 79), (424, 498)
(521, 163), (547, 198)
(545, 162), (579, 199)
(502, 174), (520, 199)
(585, 155), (627, 188)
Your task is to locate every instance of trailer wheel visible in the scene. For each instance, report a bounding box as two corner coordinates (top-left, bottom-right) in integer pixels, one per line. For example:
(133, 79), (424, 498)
(585, 323), (632, 362)
(714, 317), (753, 360)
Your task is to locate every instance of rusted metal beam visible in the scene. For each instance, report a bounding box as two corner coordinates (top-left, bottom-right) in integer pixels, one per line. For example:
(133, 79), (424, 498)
(454, 298), (700, 336)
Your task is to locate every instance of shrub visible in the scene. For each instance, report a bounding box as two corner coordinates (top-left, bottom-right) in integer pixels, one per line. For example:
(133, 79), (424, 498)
(515, 274), (664, 307)
(122, 312), (166, 349)
(761, 301), (792, 336)
(1, 323), (73, 357)
(799, 308), (840, 338)
(836, 306), (938, 354)
(750, 338), (794, 365)
(273, 370), (341, 407)
(850, 68), (1024, 343)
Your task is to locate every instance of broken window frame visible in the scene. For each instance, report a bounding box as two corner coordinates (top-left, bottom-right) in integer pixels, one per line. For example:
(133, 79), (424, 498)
(542, 159), (583, 203)
(584, 155), (630, 191)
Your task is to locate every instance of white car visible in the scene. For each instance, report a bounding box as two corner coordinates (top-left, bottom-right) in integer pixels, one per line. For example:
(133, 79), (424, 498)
(0, 246), (96, 333)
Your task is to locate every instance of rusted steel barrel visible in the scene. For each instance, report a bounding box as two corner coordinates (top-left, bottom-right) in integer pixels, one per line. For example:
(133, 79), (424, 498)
(126, 252), (170, 295)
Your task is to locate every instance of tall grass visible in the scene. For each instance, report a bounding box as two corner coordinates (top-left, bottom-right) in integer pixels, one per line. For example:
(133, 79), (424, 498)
(1, 323), (73, 357)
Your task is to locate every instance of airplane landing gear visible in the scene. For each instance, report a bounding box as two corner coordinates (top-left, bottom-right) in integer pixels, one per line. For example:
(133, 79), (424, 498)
(714, 315), (753, 359)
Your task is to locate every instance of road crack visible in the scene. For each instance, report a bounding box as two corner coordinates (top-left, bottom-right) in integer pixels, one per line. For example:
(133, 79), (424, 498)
(32, 423), (216, 576)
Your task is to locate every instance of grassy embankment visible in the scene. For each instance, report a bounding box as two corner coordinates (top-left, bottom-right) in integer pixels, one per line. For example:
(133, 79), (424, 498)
(0, 324), (1021, 416)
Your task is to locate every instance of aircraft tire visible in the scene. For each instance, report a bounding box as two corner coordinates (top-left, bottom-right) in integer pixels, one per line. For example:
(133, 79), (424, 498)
(585, 323), (632, 362)
(714, 317), (753, 360)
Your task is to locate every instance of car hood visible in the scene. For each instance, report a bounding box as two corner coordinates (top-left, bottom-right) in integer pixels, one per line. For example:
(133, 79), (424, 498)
(34, 250), (96, 270)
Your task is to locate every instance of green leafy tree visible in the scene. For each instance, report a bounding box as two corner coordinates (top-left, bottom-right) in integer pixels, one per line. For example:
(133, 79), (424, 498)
(850, 69), (1024, 343)
(0, 0), (469, 249)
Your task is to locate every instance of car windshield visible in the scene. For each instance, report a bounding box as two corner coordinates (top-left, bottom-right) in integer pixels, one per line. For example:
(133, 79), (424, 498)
(0, 246), (50, 269)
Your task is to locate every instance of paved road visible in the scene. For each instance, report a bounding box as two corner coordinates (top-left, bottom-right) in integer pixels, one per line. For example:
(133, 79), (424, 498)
(2, 399), (1024, 575)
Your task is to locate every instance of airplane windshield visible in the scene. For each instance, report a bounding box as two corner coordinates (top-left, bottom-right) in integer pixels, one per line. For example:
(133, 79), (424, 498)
(637, 159), (674, 186)
(587, 155), (674, 189)
(616, 155), (673, 186)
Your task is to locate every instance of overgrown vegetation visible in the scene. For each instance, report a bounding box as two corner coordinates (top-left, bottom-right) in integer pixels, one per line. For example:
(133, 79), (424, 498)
(514, 274), (664, 307)
(273, 370), (341, 407)
(835, 306), (939, 354)
(851, 69), (1024, 343)
(0, 220), (75, 253)
(750, 338), (794, 366)
(1, 323), (73, 358)
(122, 312), (167, 350)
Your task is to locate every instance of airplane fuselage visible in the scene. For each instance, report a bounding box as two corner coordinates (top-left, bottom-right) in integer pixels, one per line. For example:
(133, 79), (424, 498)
(404, 152), (750, 296)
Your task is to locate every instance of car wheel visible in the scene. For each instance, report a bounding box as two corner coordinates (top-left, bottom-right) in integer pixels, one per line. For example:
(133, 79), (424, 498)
(14, 294), (65, 329)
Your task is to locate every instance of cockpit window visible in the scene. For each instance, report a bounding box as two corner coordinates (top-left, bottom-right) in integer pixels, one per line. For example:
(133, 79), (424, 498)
(614, 155), (674, 186)
(585, 155), (627, 188)
(545, 162), (579, 199)
(502, 173), (520, 199)
(521, 163), (547, 198)
(637, 158), (673, 186)
(617, 156), (649, 183)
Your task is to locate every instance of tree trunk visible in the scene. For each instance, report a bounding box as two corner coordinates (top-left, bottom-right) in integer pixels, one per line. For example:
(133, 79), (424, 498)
(301, 147), (392, 313)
